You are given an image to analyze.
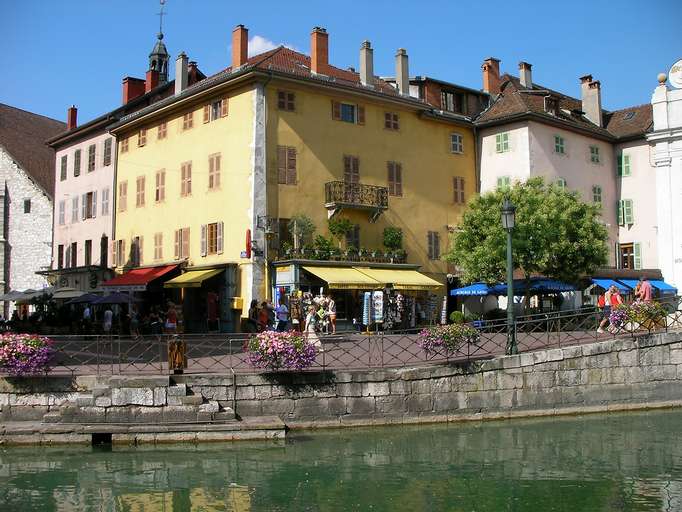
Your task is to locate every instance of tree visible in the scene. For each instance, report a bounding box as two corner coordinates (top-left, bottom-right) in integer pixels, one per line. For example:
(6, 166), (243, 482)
(382, 227), (403, 250)
(446, 177), (608, 292)
(328, 217), (354, 248)
(288, 215), (315, 250)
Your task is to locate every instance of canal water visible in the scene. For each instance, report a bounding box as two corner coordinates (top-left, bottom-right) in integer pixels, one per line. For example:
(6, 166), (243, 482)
(1, 409), (682, 511)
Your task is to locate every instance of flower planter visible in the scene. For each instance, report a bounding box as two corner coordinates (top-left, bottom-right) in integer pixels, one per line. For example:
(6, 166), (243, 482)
(0, 334), (54, 376)
(247, 330), (318, 371)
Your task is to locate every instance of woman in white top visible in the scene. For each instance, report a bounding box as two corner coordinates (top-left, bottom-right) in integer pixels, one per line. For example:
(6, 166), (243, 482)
(327, 295), (337, 334)
(304, 305), (322, 350)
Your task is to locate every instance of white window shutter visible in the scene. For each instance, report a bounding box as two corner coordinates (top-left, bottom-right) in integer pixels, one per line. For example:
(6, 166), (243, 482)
(112, 240), (118, 267)
(92, 191), (97, 218)
(81, 194), (87, 220)
(200, 224), (207, 256)
(633, 242), (642, 270)
(217, 222), (224, 254)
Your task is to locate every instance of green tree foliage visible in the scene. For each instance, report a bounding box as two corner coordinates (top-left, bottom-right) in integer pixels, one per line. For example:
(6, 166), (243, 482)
(382, 227), (403, 250)
(446, 177), (608, 286)
(327, 217), (354, 247)
(288, 215), (316, 249)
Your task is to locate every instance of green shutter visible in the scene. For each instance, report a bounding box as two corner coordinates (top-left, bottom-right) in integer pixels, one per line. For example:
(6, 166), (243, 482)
(624, 199), (634, 224)
(617, 155), (623, 176)
(495, 134), (502, 153)
(503, 133), (509, 151)
(623, 155), (631, 176)
(617, 200), (624, 226)
(633, 242), (642, 270)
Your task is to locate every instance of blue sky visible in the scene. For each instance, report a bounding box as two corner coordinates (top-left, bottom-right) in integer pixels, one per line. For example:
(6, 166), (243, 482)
(2, 0), (680, 123)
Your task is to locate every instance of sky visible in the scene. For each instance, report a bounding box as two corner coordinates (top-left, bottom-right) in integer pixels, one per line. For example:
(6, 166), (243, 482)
(1, 0), (681, 124)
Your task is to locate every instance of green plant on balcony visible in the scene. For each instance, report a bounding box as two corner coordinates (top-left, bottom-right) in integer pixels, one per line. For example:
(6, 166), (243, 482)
(383, 227), (403, 251)
(312, 235), (336, 260)
(288, 215), (316, 250)
(328, 217), (354, 248)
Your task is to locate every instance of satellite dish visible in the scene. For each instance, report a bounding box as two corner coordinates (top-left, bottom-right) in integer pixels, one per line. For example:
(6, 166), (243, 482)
(669, 59), (682, 89)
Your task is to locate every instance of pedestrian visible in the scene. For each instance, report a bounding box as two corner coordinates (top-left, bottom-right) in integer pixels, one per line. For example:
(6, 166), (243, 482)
(103, 306), (113, 335)
(276, 297), (289, 332)
(258, 301), (270, 331)
(83, 304), (92, 333)
(607, 285), (623, 332)
(129, 305), (140, 340)
(327, 295), (337, 334)
(637, 276), (653, 302)
(165, 302), (178, 334)
(597, 286), (614, 333)
(304, 305), (322, 350)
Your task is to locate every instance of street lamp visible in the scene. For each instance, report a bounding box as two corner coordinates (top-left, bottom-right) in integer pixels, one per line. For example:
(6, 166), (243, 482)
(501, 197), (517, 355)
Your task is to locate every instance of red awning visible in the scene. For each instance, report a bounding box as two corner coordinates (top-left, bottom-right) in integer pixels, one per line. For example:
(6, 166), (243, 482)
(102, 265), (178, 291)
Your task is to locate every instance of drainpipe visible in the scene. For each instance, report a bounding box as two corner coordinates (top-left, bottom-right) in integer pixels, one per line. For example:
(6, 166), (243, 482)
(262, 71), (274, 301)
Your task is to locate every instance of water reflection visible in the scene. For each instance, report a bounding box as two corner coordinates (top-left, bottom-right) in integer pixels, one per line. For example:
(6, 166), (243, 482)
(1, 410), (682, 511)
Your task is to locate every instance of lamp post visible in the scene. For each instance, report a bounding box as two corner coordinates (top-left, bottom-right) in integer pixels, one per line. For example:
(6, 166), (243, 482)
(501, 198), (517, 355)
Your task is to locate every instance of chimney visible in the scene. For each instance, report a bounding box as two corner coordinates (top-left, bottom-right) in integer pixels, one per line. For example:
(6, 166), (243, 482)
(122, 77), (146, 104)
(232, 24), (248, 68)
(359, 40), (374, 87)
(580, 74), (602, 127)
(395, 48), (409, 95)
(311, 27), (329, 75)
(482, 57), (501, 96)
(67, 105), (77, 130)
(175, 52), (188, 95)
(145, 69), (159, 93)
(518, 61), (532, 89)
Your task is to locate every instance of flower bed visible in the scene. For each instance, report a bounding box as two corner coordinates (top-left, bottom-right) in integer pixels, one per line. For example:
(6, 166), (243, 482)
(0, 334), (54, 376)
(247, 330), (318, 371)
(417, 324), (480, 355)
(610, 301), (668, 331)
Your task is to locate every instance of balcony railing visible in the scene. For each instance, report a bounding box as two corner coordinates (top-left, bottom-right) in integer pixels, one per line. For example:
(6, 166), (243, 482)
(324, 181), (388, 222)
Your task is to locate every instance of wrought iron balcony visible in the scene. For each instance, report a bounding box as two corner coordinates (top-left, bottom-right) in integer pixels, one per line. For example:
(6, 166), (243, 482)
(324, 181), (388, 222)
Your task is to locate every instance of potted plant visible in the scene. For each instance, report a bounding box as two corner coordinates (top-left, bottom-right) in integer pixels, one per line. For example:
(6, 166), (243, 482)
(328, 217), (354, 249)
(0, 333), (55, 376)
(288, 215), (316, 251)
(417, 324), (479, 355)
(247, 330), (318, 371)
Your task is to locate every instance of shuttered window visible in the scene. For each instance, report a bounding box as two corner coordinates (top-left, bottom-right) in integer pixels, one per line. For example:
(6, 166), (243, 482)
(277, 146), (297, 185)
(345, 225), (360, 249)
(618, 199), (634, 225)
(203, 99), (228, 123)
(118, 181), (127, 212)
(136, 176), (145, 207)
(556, 177), (567, 189)
(332, 101), (364, 125)
(155, 170), (165, 202)
(495, 133), (510, 153)
(427, 231), (441, 260)
(121, 137), (129, 153)
(157, 121), (167, 140)
(201, 222), (224, 256)
(174, 228), (190, 259)
(182, 112), (194, 130)
(590, 145), (600, 163)
(343, 155), (360, 183)
(154, 232), (163, 260)
(453, 177), (465, 204)
(74, 149), (81, 177)
(103, 138), (112, 166)
(60, 155), (67, 181)
(554, 135), (565, 154)
(181, 161), (192, 196)
(387, 161), (403, 196)
(278, 91), (296, 111)
(208, 153), (221, 189)
(497, 176), (511, 190)
(617, 154), (631, 177)
(101, 187), (110, 215)
(132, 236), (143, 266)
(58, 201), (65, 225)
(384, 112), (399, 130)
(138, 129), (146, 147)
(113, 239), (126, 267)
(87, 144), (96, 172)
(450, 133), (464, 154)
(592, 185), (602, 204)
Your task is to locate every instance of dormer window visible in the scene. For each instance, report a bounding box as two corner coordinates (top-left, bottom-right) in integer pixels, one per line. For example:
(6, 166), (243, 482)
(544, 96), (559, 116)
(441, 90), (465, 114)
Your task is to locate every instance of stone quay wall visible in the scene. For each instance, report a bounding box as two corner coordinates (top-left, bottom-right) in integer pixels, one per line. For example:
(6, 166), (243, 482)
(2, 331), (682, 430)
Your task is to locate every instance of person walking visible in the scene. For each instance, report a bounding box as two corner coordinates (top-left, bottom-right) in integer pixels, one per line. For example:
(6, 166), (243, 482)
(129, 305), (140, 340)
(103, 307), (113, 335)
(165, 303), (178, 334)
(327, 295), (337, 334)
(276, 298), (289, 332)
(247, 300), (259, 333)
(597, 286), (614, 333)
(304, 305), (322, 350)
(258, 301), (270, 332)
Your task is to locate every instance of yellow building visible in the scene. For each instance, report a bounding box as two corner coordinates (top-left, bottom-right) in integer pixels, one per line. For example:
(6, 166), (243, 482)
(109, 25), (483, 331)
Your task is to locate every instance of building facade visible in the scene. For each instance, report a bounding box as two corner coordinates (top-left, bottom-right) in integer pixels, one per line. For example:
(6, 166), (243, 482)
(0, 104), (65, 315)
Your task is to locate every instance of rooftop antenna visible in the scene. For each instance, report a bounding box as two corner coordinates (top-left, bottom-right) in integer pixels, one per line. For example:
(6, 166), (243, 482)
(157, 0), (166, 39)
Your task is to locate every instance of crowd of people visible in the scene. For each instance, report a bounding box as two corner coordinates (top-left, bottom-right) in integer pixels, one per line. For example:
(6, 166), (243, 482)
(597, 276), (653, 333)
(246, 295), (337, 335)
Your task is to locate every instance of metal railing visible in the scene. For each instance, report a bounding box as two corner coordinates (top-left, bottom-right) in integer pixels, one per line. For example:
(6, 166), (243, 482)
(324, 181), (389, 210)
(28, 301), (682, 376)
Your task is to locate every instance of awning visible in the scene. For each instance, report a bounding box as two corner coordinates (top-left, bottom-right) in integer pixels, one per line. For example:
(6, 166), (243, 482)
(164, 268), (224, 288)
(590, 278), (631, 293)
(102, 265), (178, 291)
(302, 266), (381, 289)
(352, 268), (442, 290)
(450, 283), (497, 296)
(52, 287), (86, 299)
(651, 280), (677, 293)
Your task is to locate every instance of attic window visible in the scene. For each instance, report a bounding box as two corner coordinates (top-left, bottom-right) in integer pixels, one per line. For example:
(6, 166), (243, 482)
(544, 96), (559, 116)
(623, 111), (636, 120)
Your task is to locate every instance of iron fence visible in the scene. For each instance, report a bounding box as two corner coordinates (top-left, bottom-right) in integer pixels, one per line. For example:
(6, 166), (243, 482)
(26, 301), (682, 377)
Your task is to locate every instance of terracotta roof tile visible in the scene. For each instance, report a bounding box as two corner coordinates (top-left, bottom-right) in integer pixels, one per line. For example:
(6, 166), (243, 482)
(0, 103), (65, 197)
(604, 104), (652, 139)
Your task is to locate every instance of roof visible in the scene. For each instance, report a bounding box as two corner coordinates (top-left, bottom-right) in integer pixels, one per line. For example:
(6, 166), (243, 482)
(604, 103), (653, 139)
(0, 103), (66, 197)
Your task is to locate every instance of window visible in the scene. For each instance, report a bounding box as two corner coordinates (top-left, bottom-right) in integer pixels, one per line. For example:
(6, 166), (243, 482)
(82, 191), (97, 219)
(87, 144), (96, 172)
(174, 228), (190, 259)
(441, 90), (465, 113)
(84, 240), (92, 266)
(556, 178), (567, 189)
(343, 155), (360, 183)
(132, 236), (143, 266)
(617, 154), (631, 177)
(181, 162), (192, 196)
(121, 137), (129, 153)
(100, 235), (108, 268)
(332, 101), (365, 125)
(155, 170), (166, 202)
(495, 133), (510, 153)
(154, 233), (163, 260)
(592, 185), (602, 204)
(70, 242), (78, 268)
(497, 176), (511, 190)
(113, 239), (126, 267)
(73, 149), (81, 176)
(277, 218), (292, 248)
(157, 121), (167, 140)
(384, 112), (399, 130)
(387, 161), (403, 196)
(346, 225), (360, 249)
(57, 245), (64, 269)
(618, 199), (634, 225)
(23, 199), (31, 214)
(277, 147), (297, 185)
(554, 135), (565, 154)
(58, 200), (65, 225)
(138, 129), (147, 147)
(204, 99), (228, 123)
(201, 222), (224, 256)
(136, 176), (145, 207)
(64, 245), (71, 269)
(118, 181), (128, 212)
(427, 231), (441, 260)
(182, 112), (194, 130)
(278, 91), (295, 111)
(619, 242), (641, 270)
(101, 187), (110, 216)
(103, 138), (113, 166)
(453, 177), (465, 204)
(590, 145), (600, 163)
(71, 196), (79, 223)
(450, 133), (463, 154)
(208, 153), (221, 190)
(60, 155), (67, 181)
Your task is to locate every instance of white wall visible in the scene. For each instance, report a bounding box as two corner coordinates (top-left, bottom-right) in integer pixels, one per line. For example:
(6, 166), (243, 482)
(479, 122), (531, 193)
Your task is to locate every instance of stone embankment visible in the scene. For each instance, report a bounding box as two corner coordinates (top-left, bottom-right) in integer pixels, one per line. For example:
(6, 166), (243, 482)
(1, 330), (681, 444)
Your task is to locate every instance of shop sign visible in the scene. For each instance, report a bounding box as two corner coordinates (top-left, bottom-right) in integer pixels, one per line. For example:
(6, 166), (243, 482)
(669, 59), (682, 89)
(276, 265), (294, 285)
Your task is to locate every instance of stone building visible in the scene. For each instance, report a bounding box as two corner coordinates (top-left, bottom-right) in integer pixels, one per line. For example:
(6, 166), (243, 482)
(0, 103), (65, 316)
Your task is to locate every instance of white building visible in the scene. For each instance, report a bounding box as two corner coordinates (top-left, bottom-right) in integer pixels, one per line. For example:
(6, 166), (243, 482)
(0, 103), (65, 316)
